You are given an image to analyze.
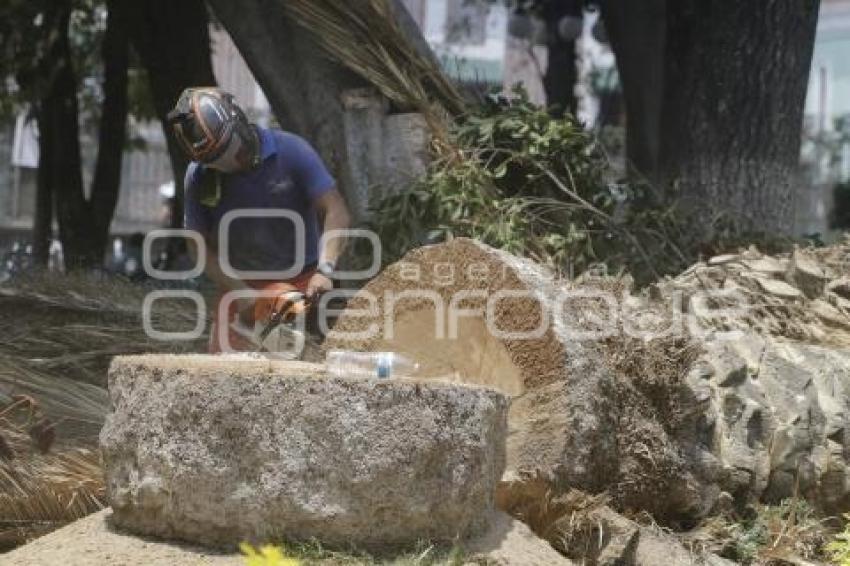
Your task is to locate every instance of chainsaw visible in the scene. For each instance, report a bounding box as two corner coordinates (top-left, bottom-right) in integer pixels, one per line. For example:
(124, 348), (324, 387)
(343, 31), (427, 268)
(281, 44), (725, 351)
(254, 290), (312, 355)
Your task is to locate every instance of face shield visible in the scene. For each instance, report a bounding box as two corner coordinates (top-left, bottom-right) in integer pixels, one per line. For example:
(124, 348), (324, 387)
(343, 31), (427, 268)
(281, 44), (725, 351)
(167, 88), (260, 172)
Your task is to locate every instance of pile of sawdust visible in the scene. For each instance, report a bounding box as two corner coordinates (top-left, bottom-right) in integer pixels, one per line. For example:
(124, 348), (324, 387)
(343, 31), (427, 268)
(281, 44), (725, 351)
(326, 238), (566, 392)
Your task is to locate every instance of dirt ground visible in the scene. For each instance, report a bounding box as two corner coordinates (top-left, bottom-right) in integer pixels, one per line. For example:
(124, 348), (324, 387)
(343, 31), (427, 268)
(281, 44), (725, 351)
(3, 508), (570, 566)
(3, 510), (243, 566)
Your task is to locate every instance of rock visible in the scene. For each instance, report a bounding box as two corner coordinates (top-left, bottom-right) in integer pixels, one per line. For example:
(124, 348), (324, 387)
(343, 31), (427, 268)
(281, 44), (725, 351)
(548, 503), (734, 566)
(753, 277), (803, 299)
(708, 254), (740, 266)
(100, 355), (508, 549)
(327, 239), (850, 533)
(465, 511), (573, 565)
(741, 256), (788, 275)
(788, 249), (829, 298)
(828, 277), (850, 300)
(635, 526), (736, 566)
(685, 337), (850, 511)
(812, 299), (850, 328)
(586, 507), (639, 565)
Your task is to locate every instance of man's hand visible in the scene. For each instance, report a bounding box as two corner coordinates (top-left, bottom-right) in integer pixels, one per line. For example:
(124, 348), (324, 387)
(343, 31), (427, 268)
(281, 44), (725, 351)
(306, 272), (333, 300)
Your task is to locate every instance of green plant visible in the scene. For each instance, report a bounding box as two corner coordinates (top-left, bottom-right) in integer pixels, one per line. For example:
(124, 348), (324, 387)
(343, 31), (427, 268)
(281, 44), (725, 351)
(368, 87), (693, 283)
(826, 514), (850, 566)
(704, 499), (830, 564)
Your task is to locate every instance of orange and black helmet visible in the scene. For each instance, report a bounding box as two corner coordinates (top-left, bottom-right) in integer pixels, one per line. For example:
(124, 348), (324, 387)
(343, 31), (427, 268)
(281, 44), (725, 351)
(167, 87), (260, 168)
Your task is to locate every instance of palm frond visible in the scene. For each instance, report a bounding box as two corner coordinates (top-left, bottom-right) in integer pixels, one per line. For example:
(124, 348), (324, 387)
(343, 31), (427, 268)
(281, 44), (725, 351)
(283, 0), (466, 125)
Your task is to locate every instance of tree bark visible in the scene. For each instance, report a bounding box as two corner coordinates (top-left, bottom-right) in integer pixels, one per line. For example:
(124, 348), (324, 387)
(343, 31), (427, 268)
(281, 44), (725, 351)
(657, 0), (820, 235)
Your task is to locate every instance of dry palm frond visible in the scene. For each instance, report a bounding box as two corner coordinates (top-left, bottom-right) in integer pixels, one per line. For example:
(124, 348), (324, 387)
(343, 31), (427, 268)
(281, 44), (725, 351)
(0, 404), (104, 551)
(283, 0), (466, 127)
(0, 272), (209, 440)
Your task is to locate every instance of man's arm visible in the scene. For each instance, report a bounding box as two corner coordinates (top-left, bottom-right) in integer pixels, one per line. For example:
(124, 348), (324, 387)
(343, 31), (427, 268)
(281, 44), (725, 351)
(307, 188), (351, 298)
(316, 188), (351, 266)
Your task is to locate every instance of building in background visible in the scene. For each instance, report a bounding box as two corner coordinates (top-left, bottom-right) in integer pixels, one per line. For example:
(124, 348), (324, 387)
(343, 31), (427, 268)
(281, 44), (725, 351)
(403, 0), (549, 103)
(799, 0), (850, 237)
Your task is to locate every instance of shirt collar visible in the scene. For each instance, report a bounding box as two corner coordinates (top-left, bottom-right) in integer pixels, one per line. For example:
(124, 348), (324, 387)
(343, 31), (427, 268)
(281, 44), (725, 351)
(257, 126), (277, 160)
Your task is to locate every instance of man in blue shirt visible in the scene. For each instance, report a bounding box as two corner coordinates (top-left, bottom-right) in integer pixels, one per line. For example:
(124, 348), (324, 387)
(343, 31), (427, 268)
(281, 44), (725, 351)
(168, 87), (351, 352)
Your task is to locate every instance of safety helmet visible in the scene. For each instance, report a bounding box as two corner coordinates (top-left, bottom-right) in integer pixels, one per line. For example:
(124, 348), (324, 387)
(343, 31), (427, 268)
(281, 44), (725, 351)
(167, 87), (260, 170)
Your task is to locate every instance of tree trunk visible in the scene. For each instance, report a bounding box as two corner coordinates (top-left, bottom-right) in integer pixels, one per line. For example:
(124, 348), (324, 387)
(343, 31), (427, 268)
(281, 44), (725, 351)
(207, 0), (366, 211)
(32, 115), (53, 267)
(207, 0), (438, 220)
(598, 0), (666, 178)
(126, 0), (216, 235)
(88, 0), (130, 263)
(37, 0), (93, 269)
(541, 1), (583, 116)
(657, 0), (820, 235)
(40, 0), (132, 269)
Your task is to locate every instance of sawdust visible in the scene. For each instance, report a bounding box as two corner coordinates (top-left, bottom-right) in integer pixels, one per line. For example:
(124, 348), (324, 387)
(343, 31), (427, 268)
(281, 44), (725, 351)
(326, 238), (566, 393)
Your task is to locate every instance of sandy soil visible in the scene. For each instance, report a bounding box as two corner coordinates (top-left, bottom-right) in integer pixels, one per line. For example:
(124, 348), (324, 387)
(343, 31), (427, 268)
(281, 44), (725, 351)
(3, 510), (242, 566)
(2, 508), (570, 566)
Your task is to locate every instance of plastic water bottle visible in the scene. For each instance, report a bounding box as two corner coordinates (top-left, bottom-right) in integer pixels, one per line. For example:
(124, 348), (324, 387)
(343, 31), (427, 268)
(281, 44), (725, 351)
(325, 350), (420, 379)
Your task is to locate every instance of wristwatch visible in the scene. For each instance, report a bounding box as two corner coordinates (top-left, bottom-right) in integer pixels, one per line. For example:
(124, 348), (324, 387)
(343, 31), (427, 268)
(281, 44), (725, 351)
(318, 260), (336, 278)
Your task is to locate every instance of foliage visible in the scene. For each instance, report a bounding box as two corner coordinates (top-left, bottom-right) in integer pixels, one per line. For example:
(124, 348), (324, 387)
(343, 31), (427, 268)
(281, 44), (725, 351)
(0, 0), (152, 125)
(0, 0), (102, 119)
(368, 87), (693, 282)
(826, 514), (850, 566)
(702, 499), (830, 565)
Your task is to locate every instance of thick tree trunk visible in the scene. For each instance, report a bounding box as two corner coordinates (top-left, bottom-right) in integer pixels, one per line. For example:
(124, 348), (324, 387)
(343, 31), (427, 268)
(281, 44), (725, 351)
(657, 0), (820, 235)
(126, 0), (216, 235)
(598, 0), (666, 178)
(207, 0), (366, 211)
(207, 0), (438, 219)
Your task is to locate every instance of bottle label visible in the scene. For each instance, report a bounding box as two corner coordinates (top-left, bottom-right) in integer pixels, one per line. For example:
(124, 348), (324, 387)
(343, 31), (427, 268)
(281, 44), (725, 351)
(376, 353), (392, 379)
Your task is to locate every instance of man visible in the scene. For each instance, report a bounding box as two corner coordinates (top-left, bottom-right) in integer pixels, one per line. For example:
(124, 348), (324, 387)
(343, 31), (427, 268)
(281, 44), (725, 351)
(167, 87), (351, 352)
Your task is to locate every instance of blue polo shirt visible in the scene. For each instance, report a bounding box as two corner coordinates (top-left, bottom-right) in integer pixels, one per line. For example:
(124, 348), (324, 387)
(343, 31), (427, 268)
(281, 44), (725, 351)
(184, 127), (335, 274)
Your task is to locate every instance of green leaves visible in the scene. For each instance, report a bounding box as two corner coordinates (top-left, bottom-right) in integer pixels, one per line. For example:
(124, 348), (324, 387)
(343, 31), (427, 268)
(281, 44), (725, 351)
(826, 515), (850, 566)
(368, 88), (694, 282)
